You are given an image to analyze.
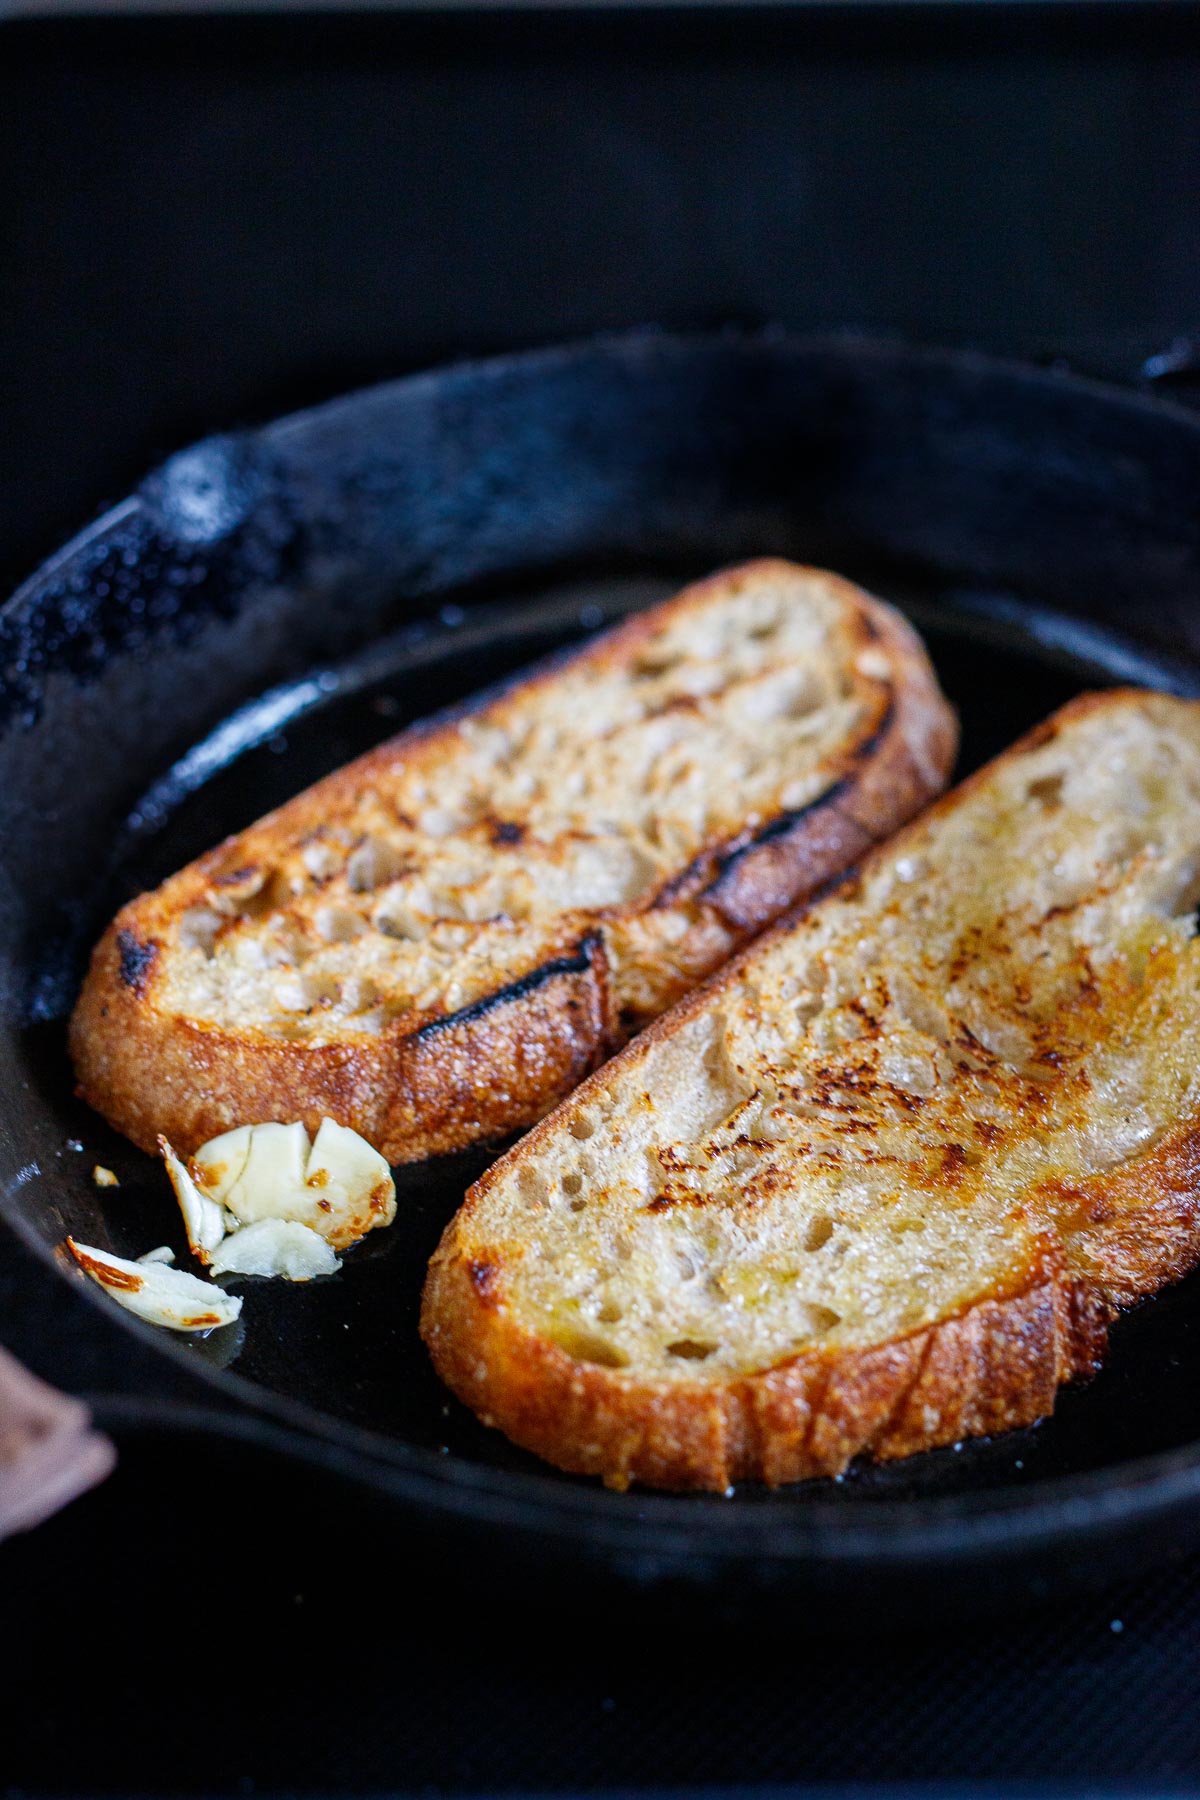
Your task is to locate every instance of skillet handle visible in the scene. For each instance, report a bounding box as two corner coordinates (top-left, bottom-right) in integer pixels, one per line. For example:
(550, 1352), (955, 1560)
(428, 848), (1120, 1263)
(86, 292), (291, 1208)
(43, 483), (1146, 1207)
(0, 1342), (114, 1540)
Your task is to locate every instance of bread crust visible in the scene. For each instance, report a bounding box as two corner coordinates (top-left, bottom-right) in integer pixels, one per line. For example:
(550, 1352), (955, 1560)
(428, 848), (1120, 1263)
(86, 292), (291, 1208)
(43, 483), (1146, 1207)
(421, 1235), (1108, 1491)
(421, 689), (1200, 1489)
(70, 562), (956, 1164)
(72, 927), (615, 1164)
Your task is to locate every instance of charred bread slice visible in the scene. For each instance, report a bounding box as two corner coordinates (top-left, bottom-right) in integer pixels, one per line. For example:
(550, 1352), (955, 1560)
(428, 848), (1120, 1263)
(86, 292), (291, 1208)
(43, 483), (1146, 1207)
(71, 561), (956, 1163)
(423, 690), (1200, 1487)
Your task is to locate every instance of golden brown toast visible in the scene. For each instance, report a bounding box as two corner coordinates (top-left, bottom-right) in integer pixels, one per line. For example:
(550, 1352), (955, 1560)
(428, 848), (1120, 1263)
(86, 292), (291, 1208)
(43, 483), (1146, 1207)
(70, 561), (955, 1164)
(422, 689), (1200, 1489)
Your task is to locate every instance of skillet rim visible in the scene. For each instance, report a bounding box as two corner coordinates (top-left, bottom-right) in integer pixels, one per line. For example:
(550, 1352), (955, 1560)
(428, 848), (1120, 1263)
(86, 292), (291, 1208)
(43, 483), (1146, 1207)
(12, 1172), (1200, 1573)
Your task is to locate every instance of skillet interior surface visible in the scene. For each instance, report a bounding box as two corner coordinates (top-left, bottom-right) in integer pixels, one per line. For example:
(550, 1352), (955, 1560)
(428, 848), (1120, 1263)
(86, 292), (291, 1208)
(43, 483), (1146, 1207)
(29, 572), (1200, 1501)
(7, 333), (1200, 1612)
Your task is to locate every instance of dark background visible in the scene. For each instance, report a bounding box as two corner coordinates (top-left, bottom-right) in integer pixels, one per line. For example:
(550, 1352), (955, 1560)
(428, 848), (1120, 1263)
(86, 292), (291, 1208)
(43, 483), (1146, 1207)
(2, 4), (1200, 596)
(8, 1428), (1200, 1795)
(4, 8), (1200, 1793)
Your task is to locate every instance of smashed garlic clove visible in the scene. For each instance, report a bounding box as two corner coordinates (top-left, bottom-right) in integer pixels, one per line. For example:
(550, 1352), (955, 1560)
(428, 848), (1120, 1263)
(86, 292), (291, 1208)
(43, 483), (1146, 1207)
(304, 1117), (396, 1246)
(159, 1136), (229, 1261)
(221, 1122), (310, 1224)
(208, 1219), (340, 1281)
(185, 1118), (395, 1251)
(137, 1245), (176, 1266)
(189, 1124), (255, 1207)
(66, 1238), (241, 1332)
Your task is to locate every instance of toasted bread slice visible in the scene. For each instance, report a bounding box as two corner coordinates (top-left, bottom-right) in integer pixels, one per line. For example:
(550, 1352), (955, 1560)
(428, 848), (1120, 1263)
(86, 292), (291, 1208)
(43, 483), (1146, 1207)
(422, 689), (1200, 1489)
(71, 561), (955, 1164)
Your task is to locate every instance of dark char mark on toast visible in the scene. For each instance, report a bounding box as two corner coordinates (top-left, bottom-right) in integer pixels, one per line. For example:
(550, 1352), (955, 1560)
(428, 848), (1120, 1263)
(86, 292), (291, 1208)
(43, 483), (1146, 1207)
(413, 932), (603, 1040)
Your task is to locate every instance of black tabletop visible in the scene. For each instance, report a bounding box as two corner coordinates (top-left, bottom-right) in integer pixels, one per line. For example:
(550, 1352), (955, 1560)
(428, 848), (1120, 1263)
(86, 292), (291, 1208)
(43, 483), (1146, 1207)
(4, 1422), (1200, 1797)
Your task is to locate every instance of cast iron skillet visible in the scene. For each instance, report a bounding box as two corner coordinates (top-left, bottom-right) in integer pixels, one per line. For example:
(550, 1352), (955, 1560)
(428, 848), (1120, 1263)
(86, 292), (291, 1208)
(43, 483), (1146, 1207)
(4, 330), (1200, 1622)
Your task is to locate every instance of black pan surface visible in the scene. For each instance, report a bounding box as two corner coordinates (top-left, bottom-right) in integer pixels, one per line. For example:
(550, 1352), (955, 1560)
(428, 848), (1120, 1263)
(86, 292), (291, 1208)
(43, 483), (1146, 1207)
(6, 331), (1200, 1621)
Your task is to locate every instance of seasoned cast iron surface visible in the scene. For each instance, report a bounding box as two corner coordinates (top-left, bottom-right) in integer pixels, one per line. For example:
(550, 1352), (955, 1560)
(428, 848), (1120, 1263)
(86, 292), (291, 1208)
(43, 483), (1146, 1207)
(31, 570), (1200, 1506)
(7, 334), (1200, 1617)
